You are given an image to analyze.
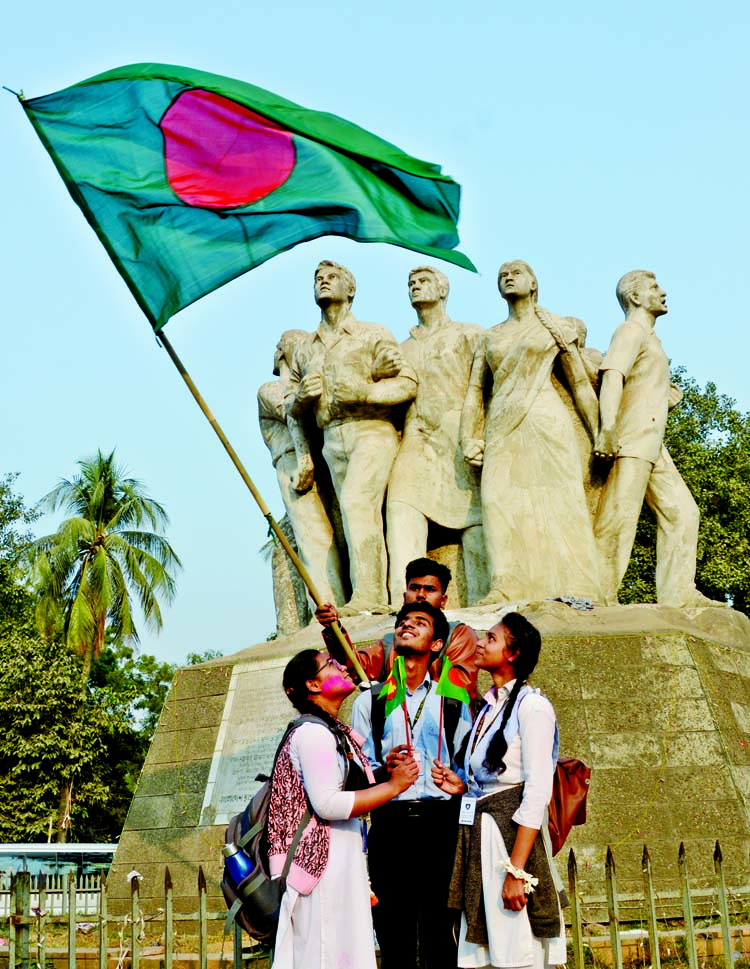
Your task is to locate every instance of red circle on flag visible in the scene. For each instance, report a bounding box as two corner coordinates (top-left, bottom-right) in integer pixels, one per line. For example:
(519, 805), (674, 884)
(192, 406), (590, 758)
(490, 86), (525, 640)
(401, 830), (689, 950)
(448, 669), (463, 687)
(160, 89), (295, 209)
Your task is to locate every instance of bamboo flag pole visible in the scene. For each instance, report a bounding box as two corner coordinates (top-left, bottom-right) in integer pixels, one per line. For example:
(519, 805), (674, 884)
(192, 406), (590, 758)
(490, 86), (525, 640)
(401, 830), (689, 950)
(157, 329), (371, 689)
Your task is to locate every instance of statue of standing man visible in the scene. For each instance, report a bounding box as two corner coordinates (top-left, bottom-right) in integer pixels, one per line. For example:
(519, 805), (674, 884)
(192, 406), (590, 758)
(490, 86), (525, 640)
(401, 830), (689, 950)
(287, 261), (418, 615)
(386, 267), (486, 604)
(258, 329), (346, 609)
(593, 270), (723, 608)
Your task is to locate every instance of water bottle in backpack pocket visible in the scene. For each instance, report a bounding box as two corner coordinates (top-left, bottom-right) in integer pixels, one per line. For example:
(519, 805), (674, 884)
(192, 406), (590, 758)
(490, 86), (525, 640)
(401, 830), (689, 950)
(221, 715), (332, 943)
(221, 776), (290, 942)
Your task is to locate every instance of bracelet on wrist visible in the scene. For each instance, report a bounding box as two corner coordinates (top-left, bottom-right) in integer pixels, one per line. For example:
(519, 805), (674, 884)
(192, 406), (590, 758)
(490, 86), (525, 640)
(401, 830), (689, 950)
(504, 861), (539, 894)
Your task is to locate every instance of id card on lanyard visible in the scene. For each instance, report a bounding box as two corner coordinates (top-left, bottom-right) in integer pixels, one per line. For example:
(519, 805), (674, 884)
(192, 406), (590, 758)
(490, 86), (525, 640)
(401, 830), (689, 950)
(458, 702), (501, 826)
(459, 795), (477, 826)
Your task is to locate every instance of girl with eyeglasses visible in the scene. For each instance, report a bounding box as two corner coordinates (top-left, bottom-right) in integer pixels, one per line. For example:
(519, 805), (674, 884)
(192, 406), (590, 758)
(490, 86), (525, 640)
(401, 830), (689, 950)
(267, 648), (418, 969)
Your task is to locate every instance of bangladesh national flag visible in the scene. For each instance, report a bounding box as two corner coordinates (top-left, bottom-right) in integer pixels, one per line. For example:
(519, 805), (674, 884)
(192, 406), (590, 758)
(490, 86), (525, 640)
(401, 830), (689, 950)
(436, 656), (470, 705)
(20, 63), (476, 331)
(378, 655), (407, 719)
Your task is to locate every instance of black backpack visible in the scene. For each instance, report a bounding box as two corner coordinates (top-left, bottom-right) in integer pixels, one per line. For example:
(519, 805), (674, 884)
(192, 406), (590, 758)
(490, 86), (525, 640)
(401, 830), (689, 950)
(221, 713), (352, 942)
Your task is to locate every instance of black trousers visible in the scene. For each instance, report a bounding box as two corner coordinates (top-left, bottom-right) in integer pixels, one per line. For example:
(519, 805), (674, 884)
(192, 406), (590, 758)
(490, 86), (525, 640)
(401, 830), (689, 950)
(368, 798), (460, 969)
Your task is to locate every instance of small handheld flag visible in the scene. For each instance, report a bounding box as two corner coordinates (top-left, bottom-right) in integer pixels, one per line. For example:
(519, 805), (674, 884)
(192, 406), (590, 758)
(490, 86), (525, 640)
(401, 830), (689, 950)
(436, 657), (470, 705)
(378, 655), (407, 720)
(436, 656), (469, 763)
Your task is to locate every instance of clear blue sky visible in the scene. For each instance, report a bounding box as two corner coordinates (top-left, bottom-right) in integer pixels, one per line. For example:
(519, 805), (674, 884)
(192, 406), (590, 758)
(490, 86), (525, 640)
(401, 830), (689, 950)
(3, 0), (748, 666)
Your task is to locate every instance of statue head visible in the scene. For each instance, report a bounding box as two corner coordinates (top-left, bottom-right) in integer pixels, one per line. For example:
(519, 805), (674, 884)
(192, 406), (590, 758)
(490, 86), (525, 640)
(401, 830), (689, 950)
(314, 260), (356, 307)
(570, 317), (588, 346)
(408, 265), (449, 307)
(498, 260), (538, 304)
(273, 329), (308, 375)
(616, 270), (668, 317)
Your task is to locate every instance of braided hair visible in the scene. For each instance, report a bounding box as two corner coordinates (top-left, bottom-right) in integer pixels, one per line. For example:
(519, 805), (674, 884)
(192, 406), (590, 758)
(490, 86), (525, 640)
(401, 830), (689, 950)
(481, 613), (542, 775)
(534, 305), (569, 351)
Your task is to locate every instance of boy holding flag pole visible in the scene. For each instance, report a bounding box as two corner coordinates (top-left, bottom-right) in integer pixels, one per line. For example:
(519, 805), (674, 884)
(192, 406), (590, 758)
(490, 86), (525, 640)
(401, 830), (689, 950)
(350, 602), (472, 969)
(317, 558), (479, 698)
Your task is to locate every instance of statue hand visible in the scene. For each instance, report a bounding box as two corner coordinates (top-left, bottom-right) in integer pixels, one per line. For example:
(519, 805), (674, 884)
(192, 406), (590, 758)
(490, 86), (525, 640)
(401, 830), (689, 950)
(292, 454), (314, 493)
(297, 372), (323, 404)
(333, 376), (368, 404)
(463, 440), (484, 468)
(593, 429), (620, 460)
(371, 345), (404, 380)
(668, 383), (684, 411)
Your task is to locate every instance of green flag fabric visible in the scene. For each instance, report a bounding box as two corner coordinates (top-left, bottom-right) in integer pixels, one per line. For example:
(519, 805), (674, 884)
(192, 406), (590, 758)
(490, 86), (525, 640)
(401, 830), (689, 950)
(21, 63), (475, 331)
(378, 654), (407, 720)
(435, 656), (471, 705)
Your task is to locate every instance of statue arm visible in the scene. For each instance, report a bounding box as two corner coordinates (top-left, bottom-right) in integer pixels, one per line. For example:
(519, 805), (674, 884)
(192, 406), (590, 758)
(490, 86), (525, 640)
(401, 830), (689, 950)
(287, 378), (318, 420)
(287, 416), (314, 492)
(257, 417), (274, 452)
(287, 395), (304, 420)
(257, 385), (279, 452)
(461, 343), (488, 467)
(285, 351), (322, 420)
(593, 369), (625, 459)
(363, 373), (417, 405)
(556, 343), (600, 442)
(371, 343), (406, 381)
(593, 322), (641, 458)
(331, 369), (417, 407)
(285, 361), (304, 419)
(367, 336), (416, 401)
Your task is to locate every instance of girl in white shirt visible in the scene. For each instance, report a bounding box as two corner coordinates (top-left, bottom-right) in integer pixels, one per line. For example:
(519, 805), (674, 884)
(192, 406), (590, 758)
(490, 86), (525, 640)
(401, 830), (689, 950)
(270, 649), (418, 969)
(432, 612), (564, 969)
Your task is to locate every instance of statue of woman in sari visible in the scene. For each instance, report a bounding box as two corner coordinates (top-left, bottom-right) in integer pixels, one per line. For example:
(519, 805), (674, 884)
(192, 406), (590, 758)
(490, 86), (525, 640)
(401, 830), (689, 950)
(460, 260), (602, 604)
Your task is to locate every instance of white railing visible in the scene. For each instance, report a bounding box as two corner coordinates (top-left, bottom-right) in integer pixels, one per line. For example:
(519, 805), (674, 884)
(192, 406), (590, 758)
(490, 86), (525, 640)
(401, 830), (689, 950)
(0, 871), (100, 917)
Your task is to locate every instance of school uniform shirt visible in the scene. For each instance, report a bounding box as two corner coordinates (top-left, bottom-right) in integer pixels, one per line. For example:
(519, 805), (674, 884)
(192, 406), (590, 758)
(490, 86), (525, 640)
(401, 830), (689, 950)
(351, 674), (472, 801)
(462, 680), (557, 829)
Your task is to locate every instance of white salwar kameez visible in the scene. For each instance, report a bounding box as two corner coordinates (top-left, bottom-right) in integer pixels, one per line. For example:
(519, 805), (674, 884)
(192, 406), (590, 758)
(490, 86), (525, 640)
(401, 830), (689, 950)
(272, 724), (376, 969)
(458, 683), (566, 969)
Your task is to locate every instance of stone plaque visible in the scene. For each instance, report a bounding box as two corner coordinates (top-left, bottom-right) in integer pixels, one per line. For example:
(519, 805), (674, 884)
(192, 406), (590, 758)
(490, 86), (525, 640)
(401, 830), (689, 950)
(199, 657), (292, 826)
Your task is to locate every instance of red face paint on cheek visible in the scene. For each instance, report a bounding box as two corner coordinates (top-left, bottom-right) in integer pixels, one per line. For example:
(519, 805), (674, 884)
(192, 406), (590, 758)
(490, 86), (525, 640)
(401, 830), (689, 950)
(321, 672), (352, 695)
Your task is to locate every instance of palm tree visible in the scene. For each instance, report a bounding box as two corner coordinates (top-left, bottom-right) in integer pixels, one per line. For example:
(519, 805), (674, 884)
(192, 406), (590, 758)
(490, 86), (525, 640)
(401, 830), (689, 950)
(30, 449), (181, 685)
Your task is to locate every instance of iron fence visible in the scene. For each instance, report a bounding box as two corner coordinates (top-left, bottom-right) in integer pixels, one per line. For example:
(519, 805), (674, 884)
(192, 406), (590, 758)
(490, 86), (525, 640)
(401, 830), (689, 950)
(1, 840), (749, 969)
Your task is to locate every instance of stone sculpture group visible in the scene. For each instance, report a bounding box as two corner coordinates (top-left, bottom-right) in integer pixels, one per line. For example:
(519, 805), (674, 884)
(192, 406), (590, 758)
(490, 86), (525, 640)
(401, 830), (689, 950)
(258, 259), (722, 618)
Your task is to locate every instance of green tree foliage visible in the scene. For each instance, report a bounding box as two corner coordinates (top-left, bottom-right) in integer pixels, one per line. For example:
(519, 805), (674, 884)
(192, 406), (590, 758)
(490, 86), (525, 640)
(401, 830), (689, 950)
(0, 631), (224, 841)
(0, 631), (131, 841)
(186, 648), (224, 666)
(29, 450), (181, 684)
(0, 460), (222, 841)
(619, 368), (750, 612)
(0, 473), (38, 632)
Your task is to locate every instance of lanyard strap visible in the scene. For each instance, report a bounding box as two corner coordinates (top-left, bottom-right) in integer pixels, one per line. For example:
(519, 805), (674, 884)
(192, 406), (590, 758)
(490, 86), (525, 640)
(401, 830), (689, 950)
(407, 680), (432, 734)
